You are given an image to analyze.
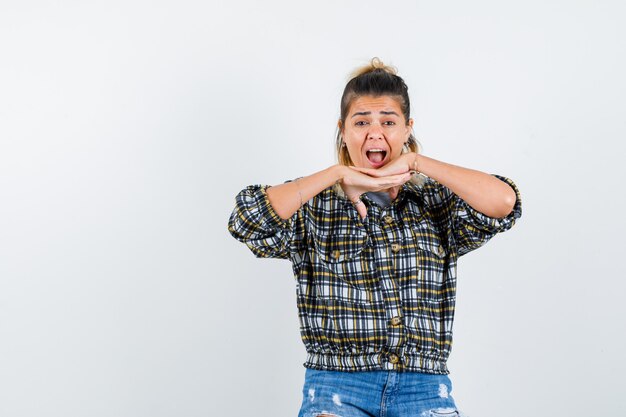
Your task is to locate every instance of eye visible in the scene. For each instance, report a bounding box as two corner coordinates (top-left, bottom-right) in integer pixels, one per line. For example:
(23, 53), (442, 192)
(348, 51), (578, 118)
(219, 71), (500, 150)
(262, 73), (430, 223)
(355, 121), (369, 126)
(383, 121), (396, 126)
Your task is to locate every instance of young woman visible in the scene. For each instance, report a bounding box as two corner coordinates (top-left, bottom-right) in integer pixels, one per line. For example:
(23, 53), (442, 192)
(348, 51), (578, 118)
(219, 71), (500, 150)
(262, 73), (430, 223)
(228, 58), (522, 417)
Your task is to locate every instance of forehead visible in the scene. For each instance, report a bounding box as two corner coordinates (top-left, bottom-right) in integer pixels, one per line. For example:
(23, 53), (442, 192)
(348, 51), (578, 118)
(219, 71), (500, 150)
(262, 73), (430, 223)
(348, 95), (404, 115)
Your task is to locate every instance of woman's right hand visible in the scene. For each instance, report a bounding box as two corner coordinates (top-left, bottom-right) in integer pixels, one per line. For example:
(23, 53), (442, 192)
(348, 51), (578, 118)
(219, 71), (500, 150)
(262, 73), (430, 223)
(338, 166), (412, 219)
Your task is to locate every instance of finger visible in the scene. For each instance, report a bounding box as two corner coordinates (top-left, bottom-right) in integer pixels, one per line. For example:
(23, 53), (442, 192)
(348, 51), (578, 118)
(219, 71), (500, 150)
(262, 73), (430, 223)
(349, 166), (379, 173)
(350, 166), (382, 177)
(346, 193), (368, 219)
(356, 202), (367, 219)
(374, 173), (412, 189)
(352, 165), (409, 178)
(379, 172), (411, 184)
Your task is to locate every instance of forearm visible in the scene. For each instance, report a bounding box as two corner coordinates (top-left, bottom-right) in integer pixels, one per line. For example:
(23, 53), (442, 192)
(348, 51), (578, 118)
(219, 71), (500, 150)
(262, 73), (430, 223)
(416, 154), (517, 218)
(266, 165), (346, 220)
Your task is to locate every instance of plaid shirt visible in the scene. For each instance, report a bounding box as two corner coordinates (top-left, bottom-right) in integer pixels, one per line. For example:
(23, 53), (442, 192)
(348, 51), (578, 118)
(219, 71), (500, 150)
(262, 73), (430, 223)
(228, 175), (522, 373)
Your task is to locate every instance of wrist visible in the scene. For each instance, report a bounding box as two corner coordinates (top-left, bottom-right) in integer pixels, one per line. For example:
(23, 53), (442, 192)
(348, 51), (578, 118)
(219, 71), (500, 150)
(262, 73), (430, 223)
(406, 152), (419, 173)
(331, 164), (348, 182)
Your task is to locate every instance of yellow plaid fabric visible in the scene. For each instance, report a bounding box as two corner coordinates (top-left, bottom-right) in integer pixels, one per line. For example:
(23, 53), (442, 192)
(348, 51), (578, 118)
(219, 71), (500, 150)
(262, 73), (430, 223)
(228, 175), (522, 373)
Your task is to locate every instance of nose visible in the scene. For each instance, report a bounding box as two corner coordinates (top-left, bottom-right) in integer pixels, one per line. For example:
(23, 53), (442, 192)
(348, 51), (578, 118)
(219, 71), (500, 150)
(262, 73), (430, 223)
(367, 124), (384, 140)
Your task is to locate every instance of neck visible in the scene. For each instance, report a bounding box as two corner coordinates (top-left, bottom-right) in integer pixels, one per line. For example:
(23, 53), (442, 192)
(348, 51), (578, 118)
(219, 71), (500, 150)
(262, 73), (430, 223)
(380, 186), (400, 200)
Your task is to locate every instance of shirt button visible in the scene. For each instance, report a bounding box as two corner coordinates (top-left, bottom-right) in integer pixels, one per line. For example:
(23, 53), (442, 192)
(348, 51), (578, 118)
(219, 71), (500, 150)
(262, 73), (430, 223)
(332, 249), (341, 260)
(391, 243), (401, 253)
(437, 245), (445, 257)
(388, 353), (400, 364)
(383, 215), (394, 225)
(390, 316), (402, 326)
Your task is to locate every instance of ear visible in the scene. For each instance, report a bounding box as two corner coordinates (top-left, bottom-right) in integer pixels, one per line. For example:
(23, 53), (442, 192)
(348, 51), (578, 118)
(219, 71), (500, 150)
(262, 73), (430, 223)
(406, 118), (414, 136)
(337, 119), (343, 132)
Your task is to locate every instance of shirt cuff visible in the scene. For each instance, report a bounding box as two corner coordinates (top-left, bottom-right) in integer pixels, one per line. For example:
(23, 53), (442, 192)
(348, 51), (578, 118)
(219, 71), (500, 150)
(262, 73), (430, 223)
(257, 185), (292, 230)
(460, 175), (523, 233)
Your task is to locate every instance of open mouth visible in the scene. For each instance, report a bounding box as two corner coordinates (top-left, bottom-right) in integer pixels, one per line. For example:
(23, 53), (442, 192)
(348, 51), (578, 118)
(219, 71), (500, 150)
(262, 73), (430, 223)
(366, 149), (387, 165)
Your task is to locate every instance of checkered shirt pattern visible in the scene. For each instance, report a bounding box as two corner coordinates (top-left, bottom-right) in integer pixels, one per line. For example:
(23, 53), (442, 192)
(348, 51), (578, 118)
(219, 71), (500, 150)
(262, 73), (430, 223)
(228, 175), (522, 373)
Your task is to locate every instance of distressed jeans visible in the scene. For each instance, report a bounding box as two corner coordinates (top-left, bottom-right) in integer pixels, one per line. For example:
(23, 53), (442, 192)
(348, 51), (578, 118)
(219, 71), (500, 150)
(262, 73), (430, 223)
(297, 368), (465, 417)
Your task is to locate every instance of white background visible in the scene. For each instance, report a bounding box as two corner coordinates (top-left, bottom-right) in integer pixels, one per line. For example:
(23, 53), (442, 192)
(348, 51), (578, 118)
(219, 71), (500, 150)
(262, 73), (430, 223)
(1, 1), (625, 416)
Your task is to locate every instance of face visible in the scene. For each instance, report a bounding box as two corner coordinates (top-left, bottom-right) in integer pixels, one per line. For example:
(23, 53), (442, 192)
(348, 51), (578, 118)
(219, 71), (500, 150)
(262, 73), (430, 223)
(340, 95), (413, 169)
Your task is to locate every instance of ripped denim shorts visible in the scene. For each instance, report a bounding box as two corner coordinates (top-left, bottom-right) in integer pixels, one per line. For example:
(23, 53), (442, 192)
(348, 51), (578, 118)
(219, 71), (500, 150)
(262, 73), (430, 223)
(297, 368), (466, 417)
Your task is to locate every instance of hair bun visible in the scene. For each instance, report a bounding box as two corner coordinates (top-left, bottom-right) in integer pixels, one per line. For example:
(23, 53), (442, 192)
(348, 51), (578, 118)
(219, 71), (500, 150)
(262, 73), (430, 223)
(350, 57), (398, 79)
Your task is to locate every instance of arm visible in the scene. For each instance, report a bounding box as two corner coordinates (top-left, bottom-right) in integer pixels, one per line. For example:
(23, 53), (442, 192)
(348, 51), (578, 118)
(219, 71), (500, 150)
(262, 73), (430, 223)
(353, 153), (517, 218)
(414, 154), (517, 219)
(228, 164), (413, 258)
(267, 164), (413, 220)
(351, 152), (522, 255)
(266, 165), (343, 220)
(228, 184), (299, 259)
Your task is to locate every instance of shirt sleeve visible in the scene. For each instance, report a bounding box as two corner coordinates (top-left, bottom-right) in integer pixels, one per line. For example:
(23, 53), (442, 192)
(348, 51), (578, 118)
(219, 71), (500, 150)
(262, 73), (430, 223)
(227, 184), (303, 260)
(432, 175), (523, 257)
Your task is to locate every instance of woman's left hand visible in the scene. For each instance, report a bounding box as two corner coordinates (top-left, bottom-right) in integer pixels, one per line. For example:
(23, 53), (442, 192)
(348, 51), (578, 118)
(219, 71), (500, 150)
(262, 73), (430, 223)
(351, 152), (416, 178)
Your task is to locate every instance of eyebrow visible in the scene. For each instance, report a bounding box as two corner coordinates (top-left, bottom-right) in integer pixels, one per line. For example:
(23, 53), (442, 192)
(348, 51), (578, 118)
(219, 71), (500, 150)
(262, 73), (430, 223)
(351, 110), (400, 118)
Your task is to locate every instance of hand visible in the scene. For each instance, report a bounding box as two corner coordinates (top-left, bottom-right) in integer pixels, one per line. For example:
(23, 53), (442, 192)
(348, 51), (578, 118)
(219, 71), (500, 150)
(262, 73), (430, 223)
(351, 152), (417, 178)
(338, 165), (413, 219)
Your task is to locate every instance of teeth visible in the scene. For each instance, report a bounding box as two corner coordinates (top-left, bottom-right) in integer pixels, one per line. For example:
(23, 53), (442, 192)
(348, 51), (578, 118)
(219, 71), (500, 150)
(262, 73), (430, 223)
(367, 149), (385, 153)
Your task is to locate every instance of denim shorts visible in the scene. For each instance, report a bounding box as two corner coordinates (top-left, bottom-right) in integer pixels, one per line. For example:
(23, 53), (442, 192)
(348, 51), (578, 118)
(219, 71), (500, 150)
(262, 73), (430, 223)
(297, 368), (466, 417)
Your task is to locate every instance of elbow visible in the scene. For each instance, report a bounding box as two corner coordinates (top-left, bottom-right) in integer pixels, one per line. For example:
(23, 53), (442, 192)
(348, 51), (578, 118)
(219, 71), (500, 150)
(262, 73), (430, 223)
(275, 209), (293, 221)
(227, 222), (243, 242)
(227, 212), (248, 242)
(494, 186), (517, 218)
